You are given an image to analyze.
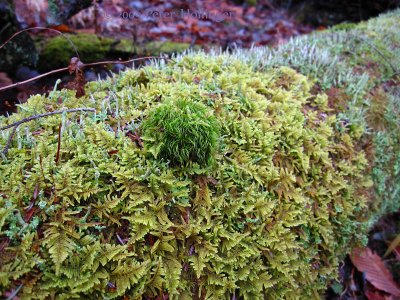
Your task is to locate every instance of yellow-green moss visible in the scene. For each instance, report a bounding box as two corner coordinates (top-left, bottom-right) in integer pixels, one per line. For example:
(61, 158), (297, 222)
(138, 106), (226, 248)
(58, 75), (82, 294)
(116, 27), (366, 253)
(37, 33), (201, 72)
(38, 33), (115, 71)
(2, 8), (400, 300)
(0, 51), (371, 298)
(235, 8), (400, 221)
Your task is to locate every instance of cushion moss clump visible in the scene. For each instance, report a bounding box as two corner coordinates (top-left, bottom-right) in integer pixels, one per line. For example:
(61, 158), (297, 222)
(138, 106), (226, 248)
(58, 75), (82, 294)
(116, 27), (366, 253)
(142, 98), (220, 168)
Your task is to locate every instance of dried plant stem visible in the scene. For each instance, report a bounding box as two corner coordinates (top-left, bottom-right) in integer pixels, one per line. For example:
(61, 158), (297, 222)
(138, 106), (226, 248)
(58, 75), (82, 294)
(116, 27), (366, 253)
(0, 27), (80, 59)
(0, 56), (166, 93)
(1, 108), (95, 155)
(0, 66), (69, 92)
(2, 125), (18, 156)
(5, 284), (23, 300)
(55, 122), (62, 164)
(355, 35), (399, 75)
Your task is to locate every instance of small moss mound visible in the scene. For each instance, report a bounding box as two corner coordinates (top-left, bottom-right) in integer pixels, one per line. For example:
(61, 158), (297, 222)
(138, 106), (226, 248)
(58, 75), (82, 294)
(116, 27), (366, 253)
(142, 99), (220, 167)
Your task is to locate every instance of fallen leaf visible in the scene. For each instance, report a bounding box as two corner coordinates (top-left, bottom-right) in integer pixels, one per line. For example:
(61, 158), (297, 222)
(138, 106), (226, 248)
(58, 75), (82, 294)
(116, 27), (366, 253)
(0, 72), (12, 88)
(33, 183), (39, 200)
(50, 24), (75, 33)
(68, 57), (84, 75)
(351, 247), (400, 297)
(366, 289), (387, 300)
(67, 57), (86, 98)
(394, 247), (400, 261)
(24, 207), (36, 223)
(108, 149), (119, 156)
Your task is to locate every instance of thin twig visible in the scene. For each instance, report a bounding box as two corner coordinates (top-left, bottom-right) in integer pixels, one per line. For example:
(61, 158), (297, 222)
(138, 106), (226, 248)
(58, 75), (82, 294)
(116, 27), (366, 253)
(0, 66), (69, 92)
(5, 284), (23, 300)
(1, 108), (95, 131)
(0, 27), (80, 59)
(355, 35), (399, 75)
(2, 125), (18, 156)
(1, 108), (95, 155)
(55, 122), (62, 164)
(0, 56), (167, 93)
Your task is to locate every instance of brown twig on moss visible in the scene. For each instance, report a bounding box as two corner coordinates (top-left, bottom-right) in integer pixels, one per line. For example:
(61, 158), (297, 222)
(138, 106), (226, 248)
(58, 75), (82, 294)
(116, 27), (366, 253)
(55, 122), (62, 165)
(2, 125), (18, 156)
(354, 35), (399, 75)
(1, 108), (95, 155)
(0, 56), (168, 93)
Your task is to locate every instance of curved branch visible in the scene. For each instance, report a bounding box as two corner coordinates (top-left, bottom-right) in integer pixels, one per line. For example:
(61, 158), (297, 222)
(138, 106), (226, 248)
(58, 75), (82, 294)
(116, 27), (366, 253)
(0, 56), (167, 93)
(0, 108), (95, 131)
(0, 26), (80, 60)
(1, 108), (96, 155)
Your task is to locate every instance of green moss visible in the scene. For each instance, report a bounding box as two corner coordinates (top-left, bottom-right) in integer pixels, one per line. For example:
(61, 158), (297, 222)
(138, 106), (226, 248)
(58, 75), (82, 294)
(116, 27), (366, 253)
(1, 9), (399, 300)
(143, 41), (201, 56)
(38, 35), (202, 71)
(246, 0), (257, 6)
(142, 98), (220, 168)
(110, 40), (198, 57)
(234, 8), (400, 224)
(0, 54), (370, 298)
(38, 33), (114, 71)
(331, 22), (358, 31)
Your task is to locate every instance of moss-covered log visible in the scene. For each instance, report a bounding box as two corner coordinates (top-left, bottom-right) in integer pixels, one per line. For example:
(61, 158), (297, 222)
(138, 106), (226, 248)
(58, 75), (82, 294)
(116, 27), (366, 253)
(37, 33), (200, 72)
(0, 9), (399, 300)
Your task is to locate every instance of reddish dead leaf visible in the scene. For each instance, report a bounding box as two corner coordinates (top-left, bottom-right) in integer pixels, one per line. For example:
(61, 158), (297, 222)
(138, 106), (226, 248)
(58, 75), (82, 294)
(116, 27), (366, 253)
(126, 130), (143, 149)
(350, 247), (400, 297)
(68, 57), (84, 75)
(33, 183), (39, 200)
(0, 72), (12, 88)
(55, 122), (62, 165)
(366, 289), (387, 300)
(24, 207), (36, 223)
(106, 281), (117, 292)
(3, 100), (13, 108)
(108, 149), (119, 156)
(32, 130), (44, 135)
(67, 57), (86, 98)
(145, 234), (156, 246)
(0, 238), (10, 253)
(182, 208), (190, 224)
(394, 247), (400, 261)
(50, 24), (74, 33)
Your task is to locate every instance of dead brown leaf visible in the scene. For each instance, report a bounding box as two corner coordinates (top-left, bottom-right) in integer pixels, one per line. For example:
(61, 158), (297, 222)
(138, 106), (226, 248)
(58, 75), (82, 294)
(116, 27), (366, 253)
(351, 247), (400, 297)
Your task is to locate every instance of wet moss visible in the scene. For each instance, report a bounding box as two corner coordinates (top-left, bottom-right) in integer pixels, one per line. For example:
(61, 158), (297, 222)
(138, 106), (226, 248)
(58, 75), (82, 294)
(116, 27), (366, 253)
(38, 34), (201, 71)
(0, 9), (399, 300)
(38, 33), (114, 71)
